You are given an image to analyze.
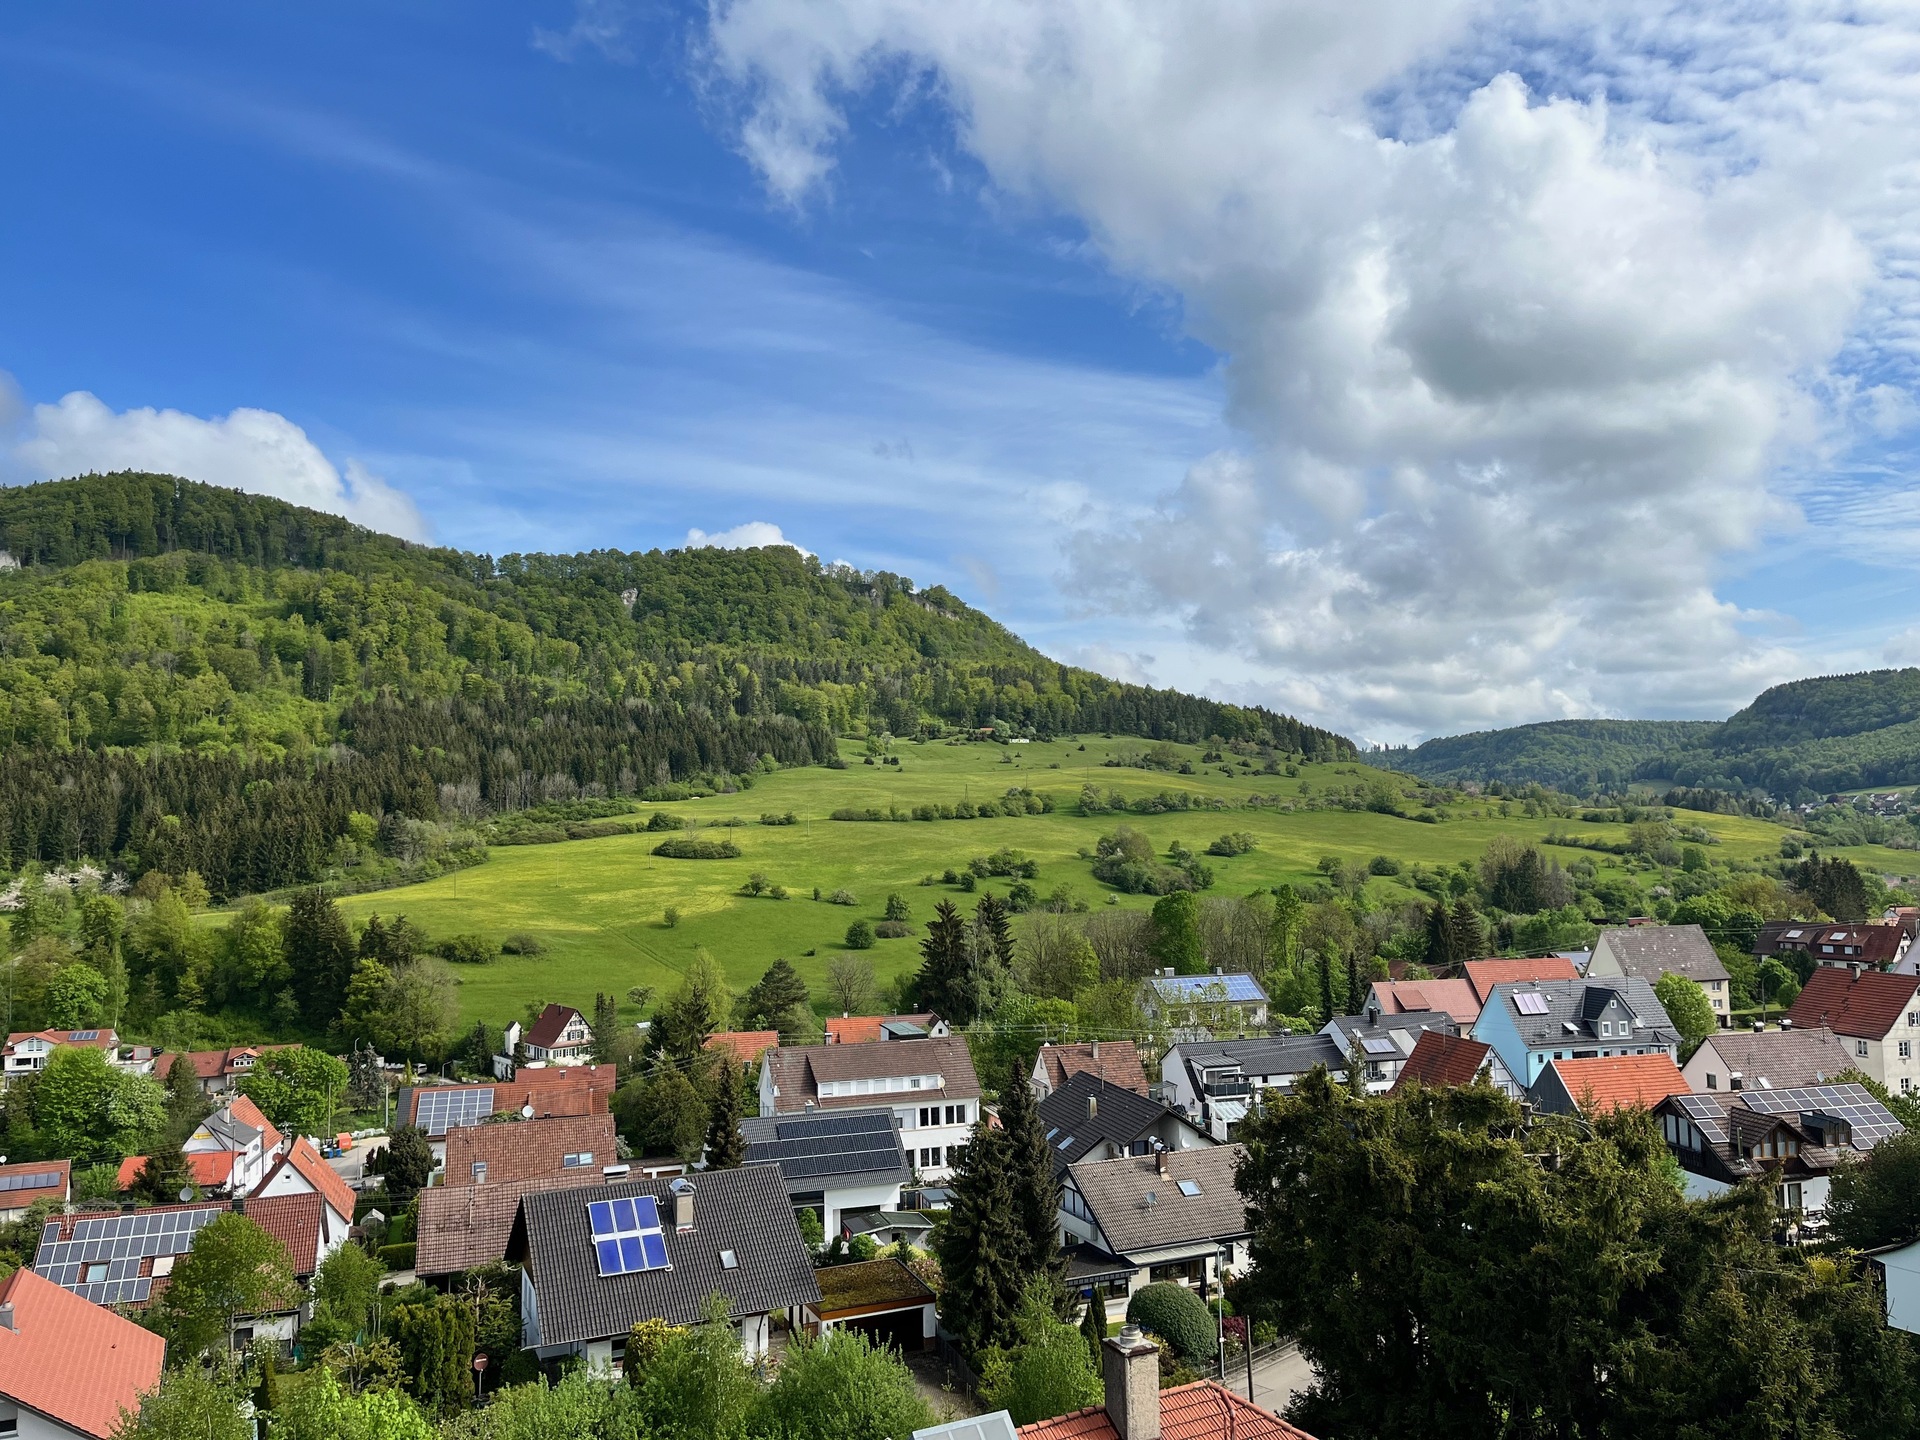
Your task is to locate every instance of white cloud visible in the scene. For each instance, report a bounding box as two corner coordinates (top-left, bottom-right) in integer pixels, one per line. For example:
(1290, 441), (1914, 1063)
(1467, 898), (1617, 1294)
(10, 389), (428, 541)
(702, 0), (1920, 738)
(532, 0), (635, 63)
(685, 519), (811, 553)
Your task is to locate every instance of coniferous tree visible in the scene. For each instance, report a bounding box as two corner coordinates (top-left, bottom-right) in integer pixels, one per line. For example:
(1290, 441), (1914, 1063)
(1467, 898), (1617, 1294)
(738, 958), (811, 1030)
(590, 992), (619, 1064)
(913, 901), (973, 1023)
(1423, 902), (1454, 970)
(132, 1124), (196, 1206)
(934, 1124), (1021, 1355)
(1345, 955), (1364, 1016)
(1447, 898), (1487, 964)
(284, 888), (356, 1026)
(1316, 947), (1336, 1027)
(703, 1058), (746, 1169)
(973, 894), (1016, 970)
(1080, 1285), (1108, 1367)
(997, 1057), (1066, 1297)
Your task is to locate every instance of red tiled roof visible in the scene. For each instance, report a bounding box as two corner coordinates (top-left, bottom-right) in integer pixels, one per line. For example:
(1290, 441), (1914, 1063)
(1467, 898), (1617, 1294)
(244, 1191), (327, 1275)
(1463, 957), (1580, 1004)
(705, 1031), (780, 1067)
(525, 1003), (587, 1052)
(0, 1265), (165, 1438)
(0, 1160), (67, 1208)
(254, 1137), (356, 1222)
(415, 1169), (607, 1276)
(442, 1113), (619, 1187)
(117, 1151), (237, 1191)
(1017, 1381), (1316, 1440)
(224, 1093), (284, 1154)
(1547, 1054), (1689, 1115)
(402, 1066), (619, 1128)
(1370, 978), (1482, 1026)
(3, 1029), (117, 1055)
(824, 1013), (937, 1044)
(1037, 1041), (1150, 1097)
(1786, 965), (1920, 1040)
(1390, 1031), (1492, 1093)
(156, 1044), (299, 1084)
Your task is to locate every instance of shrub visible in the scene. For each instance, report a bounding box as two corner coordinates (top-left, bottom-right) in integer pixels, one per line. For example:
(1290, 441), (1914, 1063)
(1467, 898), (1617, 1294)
(1367, 855), (1403, 876)
(761, 812), (798, 826)
(1206, 832), (1256, 857)
(874, 921), (913, 939)
(884, 893), (912, 922)
(663, 907), (680, 928)
(437, 933), (496, 965)
(827, 888), (858, 906)
(845, 920), (876, 950)
(501, 932), (546, 956)
(1128, 1282), (1215, 1365)
(742, 872), (771, 896)
(377, 1241), (417, 1270)
(652, 836), (742, 859)
(645, 811), (687, 832)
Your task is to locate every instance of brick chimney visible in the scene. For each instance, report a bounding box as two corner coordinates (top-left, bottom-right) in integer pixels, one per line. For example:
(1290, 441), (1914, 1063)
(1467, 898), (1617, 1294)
(1103, 1325), (1161, 1440)
(672, 1177), (695, 1232)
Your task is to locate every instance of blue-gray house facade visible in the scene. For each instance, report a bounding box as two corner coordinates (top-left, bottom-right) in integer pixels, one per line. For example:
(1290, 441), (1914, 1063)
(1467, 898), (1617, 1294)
(1471, 977), (1679, 1091)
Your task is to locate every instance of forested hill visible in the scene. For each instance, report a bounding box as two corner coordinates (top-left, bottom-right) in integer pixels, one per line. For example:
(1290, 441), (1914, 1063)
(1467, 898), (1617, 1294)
(1383, 668), (1920, 799)
(0, 472), (1350, 898)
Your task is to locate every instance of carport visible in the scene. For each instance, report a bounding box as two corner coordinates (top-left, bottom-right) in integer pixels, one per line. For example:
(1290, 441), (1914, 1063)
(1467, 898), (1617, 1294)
(804, 1258), (936, 1352)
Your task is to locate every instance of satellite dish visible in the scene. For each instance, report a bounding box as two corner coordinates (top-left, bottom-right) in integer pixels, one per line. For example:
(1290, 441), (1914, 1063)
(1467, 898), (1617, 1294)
(521, 1103), (534, 1120)
(178, 1186), (194, 1204)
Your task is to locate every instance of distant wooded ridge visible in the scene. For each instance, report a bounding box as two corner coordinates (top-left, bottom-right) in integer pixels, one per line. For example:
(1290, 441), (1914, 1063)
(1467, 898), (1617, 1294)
(1378, 669), (1920, 798)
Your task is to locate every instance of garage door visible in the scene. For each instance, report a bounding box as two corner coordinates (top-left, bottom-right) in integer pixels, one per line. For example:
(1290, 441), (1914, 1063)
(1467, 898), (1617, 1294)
(840, 1307), (925, 1352)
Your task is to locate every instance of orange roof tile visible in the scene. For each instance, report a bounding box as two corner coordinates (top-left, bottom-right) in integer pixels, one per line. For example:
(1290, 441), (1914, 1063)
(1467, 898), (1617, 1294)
(1037, 1041), (1150, 1097)
(255, 1137), (357, 1222)
(0, 1265), (165, 1437)
(1371, 978), (1482, 1026)
(1463, 957), (1580, 1004)
(1390, 1031), (1492, 1093)
(1547, 1054), (1690, 1115)
(442, 1113), (619, 1187)
(117, 1152), (237, 1191)
(705, 1031), (780, 1067)
(224, 1093), (284, 1154)
(244, 1191), (328, 1275)
(824, 1013), (938, 1044)
(1017, 1381), (1317, 1440)
(1787, 965), (1920, 1040)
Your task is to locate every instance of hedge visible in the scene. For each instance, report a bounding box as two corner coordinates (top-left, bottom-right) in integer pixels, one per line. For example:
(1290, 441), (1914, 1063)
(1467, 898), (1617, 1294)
(1127, 1282), (1214, 1364)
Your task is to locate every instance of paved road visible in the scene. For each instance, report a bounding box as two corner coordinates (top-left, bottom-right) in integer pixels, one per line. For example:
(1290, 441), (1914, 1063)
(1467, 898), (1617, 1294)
(1216, 1344), (1316, 1416)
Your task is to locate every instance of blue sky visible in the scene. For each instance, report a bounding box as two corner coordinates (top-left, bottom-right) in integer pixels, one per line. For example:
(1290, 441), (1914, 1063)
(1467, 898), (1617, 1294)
(3, 2), (1918, 742)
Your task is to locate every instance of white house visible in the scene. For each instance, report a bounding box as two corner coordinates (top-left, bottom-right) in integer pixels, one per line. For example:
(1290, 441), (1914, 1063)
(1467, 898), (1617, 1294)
(759, 1035), (980, 1184)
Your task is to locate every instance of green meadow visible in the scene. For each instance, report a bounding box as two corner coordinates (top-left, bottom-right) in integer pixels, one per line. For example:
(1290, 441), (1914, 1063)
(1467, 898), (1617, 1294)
(327, 737), (1917, 1031)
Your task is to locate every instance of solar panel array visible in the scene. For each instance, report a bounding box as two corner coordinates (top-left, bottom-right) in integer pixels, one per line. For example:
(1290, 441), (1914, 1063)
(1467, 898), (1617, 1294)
(1360, 1036), (1398, 1056)
(416, 1087), (495, 1135)
(745, 1111), (904, 1181)
(0, 1170), (61, 1193)
(1672, 1094), (1730, 1144)
(34, 1207), (219, 1306)
(587, 1195), (669, 1277)
(1153, 974), (1265, 1002)
(1513, 992), (1551, 1016)
(1737, 1085), (1902, 1148)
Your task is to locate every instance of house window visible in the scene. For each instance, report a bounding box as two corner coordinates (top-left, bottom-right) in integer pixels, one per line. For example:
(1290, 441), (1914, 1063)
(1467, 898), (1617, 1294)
(918, 1106), (939, 1128)
(945, 1103), (966, 1125)
(0, 1412), (16, 1437)
(562, 1152), (595, 1168)
(82, 1261), (108, 1283)
(1859, 1041), (1871, 1058)
(1706, 1074), (1717, 1090)
(1904, 1078), (1914, 1095)
(1909, 1012), (1919, 1028)
(919, 1147), (943, 1168)
(1903, 1043), (1912, 1060)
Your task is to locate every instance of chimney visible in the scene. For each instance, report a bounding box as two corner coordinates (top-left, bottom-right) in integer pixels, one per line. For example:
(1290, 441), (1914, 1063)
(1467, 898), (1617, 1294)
(1155, 1148), (1168, 1176)
(672, 1178), (695, 1233)
(1091, 1041), (1100, 1061)
(1730, 1072), (1743, 1092)
(1088, 1092), (1099, 1120)
(1103, 1325), (1161, 1440)
(0, 1302), (13, 1331)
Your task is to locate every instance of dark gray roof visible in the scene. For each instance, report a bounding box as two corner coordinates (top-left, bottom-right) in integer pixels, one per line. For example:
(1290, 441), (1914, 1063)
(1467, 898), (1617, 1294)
(1174, 1034), (1346, 1081)
(1038, 1072), (1201, 1170)
(1596, 925), (1730, 984)
(1326, 1010), (1455, 1057)
(740, 1107), (912, 1191)
(1485, 977), (1678, 1051)
(512, 1165), (819, 1346)
(1067, 1146), (1248, 1258)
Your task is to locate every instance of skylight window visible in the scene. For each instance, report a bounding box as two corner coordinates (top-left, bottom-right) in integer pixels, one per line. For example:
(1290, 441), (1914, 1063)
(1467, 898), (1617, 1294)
(720, 1249), (739, 1270)
(1057, 1135), (1076, 1150)
(1176, 1179), (1201, 1197)
(587, 1195), (669, 1277)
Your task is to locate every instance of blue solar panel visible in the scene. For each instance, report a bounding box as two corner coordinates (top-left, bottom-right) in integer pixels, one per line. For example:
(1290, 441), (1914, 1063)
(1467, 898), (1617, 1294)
(586, 1191), (671, 1277)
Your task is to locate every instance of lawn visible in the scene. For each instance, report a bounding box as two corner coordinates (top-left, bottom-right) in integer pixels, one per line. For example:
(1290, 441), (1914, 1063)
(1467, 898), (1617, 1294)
(329, 736), (1913, 1031)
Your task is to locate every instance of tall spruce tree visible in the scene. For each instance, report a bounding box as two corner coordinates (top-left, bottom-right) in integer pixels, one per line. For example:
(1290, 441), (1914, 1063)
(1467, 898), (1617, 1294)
(703, 1058), (746, 1169)
(1316, 947), (1335, 1026)
(1447, 899), (1487, 964)
(913, 901), (973, 1022)
(738, 958), (811, 1030)
(1423, 901), (1454, 969)
(283, 888), (356, 1026)
(933, 1124), (1021, 1355)
(997, 1057), (1067, 1297)
(1345, 955), (1364, 1016)
(133, 1126), (196, 1206)
(1080, 1285), (1108, 1367)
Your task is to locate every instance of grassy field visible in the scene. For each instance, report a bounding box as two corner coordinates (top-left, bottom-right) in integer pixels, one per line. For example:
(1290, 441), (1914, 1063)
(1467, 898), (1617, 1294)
(328, 737), (1919, 1030)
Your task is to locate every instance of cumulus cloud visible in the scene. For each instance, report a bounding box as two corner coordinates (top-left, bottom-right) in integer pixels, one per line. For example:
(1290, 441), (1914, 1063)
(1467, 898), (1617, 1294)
(10, 389), (428, 541)
(685, 519), (811, 553)
(703, 0), (1919, 737)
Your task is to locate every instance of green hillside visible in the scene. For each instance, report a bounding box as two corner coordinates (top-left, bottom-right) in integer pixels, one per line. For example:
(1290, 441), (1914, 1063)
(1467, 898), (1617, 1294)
(1386, 669), (1920, 799)
(0, 471), (1351, 900)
